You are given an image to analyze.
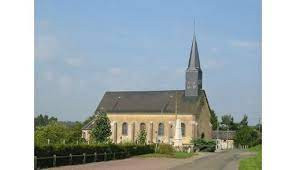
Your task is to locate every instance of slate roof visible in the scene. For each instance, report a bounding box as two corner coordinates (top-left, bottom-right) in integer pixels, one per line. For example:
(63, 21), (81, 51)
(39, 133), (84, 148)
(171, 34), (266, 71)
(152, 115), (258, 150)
(95, 90), (208, 114)
(82, 119), (96, 130)
(188, 34), (201, 70)
(212, 130), (236, 140)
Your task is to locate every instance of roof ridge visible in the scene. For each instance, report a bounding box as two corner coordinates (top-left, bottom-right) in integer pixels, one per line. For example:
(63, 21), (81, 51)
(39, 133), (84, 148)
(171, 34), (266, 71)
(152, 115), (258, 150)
(105, 90), (185, 93)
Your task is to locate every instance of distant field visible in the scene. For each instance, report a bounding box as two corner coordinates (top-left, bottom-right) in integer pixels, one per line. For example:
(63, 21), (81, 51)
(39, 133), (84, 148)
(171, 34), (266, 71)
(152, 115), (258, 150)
(239, 145), (262, 170)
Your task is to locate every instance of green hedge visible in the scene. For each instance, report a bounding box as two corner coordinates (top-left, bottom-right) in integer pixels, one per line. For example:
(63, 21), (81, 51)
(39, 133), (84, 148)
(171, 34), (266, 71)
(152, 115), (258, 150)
(192, 139), (216, 152)
(35, 144), (155, 168)
(155, 144), (174, 154)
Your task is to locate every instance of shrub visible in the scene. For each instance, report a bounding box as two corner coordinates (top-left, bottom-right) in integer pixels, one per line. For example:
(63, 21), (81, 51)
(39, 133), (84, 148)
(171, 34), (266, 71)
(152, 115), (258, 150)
(35, 144), (154, 169)
(155, 144), (174, 155)
(136, 129), (147, 145)
(192, 138), (216, 152)
(234, 126), (260, 147)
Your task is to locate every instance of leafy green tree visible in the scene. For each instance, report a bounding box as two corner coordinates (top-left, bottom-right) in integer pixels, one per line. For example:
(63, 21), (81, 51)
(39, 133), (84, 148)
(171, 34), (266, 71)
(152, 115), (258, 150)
(221, 114), (238, 130)
(34, 114), (58, 128)
(67, 122), (84, 144)
(34, 121), (68, 145)
(234, 126), (259, 147)
(91, 112), (112, 143)
(136, 129), (147, 145)
(210, 110), (218, 130)
(239, 114), (248, 127)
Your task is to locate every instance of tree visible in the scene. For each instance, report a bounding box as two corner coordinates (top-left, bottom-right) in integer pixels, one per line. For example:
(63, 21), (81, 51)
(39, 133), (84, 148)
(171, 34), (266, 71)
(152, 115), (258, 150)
(221, 114), (238, 130)
(34, 114), (58, 128)
(239, 114), (248, 127)
(136, 129), (147, 145)
(34, 121), (68, 145)
(91, 112), (112, 143)
(210, 110), (218, 130)
(234, 126), (259, 147)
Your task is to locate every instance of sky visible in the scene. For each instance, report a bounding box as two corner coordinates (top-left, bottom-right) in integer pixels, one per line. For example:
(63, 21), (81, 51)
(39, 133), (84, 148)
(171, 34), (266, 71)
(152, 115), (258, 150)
(35, 0), (261, 125)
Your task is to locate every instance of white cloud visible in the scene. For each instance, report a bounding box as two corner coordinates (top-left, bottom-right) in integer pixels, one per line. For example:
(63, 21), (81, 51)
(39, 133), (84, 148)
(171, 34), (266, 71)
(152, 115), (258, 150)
(203, 58), (225, 70)
(64, 57), (82, 67)
(58, 75), (73, 94)
(230, 40), (260, 48)
(211, 47), (218, 53)
(35, 35), (58, 60)
(44, 71), (54, 81)
(108, 67), (123, 76)
(175, 67), (185, 75)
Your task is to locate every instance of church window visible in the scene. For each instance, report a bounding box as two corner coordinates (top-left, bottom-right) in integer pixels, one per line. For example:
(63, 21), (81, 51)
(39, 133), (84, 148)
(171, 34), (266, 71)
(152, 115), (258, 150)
(158, 123), (164, 136)
(181, 123), (186, 137)
(201, 132), (205, 139)
(122, 122), (128, 136)
(140, 123), (146, 131)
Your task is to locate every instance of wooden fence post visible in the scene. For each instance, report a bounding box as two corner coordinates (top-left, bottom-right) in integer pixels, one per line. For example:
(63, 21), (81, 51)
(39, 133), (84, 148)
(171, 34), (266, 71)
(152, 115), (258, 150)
(94, 152), (97, 162)
(83, 153), (86, 164)
(53, 155), (56, 167)
(104, 152), (107, 161)
(69, 154), (72, 165)
(34, 156), (37, 170)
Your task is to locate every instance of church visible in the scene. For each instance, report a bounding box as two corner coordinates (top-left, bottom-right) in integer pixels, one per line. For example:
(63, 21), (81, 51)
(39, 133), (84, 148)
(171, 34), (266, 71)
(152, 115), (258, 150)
(82, 33), (213, 145)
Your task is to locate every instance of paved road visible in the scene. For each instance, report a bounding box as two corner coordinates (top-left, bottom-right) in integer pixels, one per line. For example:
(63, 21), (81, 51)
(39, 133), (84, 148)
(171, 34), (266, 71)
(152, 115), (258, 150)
(50, 150), (255, 170)
(172, 150), (255, 170)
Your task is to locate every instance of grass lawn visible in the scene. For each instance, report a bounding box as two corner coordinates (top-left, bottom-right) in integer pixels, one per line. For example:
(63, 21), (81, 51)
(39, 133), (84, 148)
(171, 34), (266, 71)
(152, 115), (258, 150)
(139, 152), (195, 159)
(239, 145), (262, 170)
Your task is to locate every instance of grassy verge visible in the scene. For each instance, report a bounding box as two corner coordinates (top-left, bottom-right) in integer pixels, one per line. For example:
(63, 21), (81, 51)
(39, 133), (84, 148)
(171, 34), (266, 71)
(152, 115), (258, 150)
(139, 152), (195, 159)
(239, 145), (262, 170)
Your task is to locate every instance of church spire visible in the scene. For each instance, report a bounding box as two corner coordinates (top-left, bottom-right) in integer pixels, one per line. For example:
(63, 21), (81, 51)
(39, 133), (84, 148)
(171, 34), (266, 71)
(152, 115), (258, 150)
(188, 31), (201, 70)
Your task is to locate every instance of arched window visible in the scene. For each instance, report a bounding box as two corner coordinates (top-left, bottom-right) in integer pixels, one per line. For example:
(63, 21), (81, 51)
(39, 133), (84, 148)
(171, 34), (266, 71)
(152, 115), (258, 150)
(140, 123), (146, 131)
(158, 123), (164, 136)
(181, 123), (186, 137)
(122, 122), (128, 136)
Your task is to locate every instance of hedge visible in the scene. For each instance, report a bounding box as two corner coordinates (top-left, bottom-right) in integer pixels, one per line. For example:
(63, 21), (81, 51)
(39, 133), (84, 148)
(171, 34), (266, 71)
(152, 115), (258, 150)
(192, 139), (216, 152)
(35, 144), (155, 168)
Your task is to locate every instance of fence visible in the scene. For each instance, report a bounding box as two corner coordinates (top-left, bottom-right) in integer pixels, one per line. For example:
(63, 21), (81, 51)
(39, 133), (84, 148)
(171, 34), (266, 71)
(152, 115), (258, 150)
(35, 151), (130, 169)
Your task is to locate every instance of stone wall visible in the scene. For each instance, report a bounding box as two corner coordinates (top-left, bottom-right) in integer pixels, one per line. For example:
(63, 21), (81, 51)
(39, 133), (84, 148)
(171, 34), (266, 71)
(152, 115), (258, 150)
(108, 113), (197, 144)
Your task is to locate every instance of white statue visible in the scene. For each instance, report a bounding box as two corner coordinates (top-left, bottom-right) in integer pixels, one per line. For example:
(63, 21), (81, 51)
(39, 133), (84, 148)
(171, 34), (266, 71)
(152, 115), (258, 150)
(174, 119), (183, 147)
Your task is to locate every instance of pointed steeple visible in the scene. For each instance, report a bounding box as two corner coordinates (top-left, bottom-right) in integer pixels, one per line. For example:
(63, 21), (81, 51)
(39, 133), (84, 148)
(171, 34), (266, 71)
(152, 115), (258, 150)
(188, 33), (200, 70)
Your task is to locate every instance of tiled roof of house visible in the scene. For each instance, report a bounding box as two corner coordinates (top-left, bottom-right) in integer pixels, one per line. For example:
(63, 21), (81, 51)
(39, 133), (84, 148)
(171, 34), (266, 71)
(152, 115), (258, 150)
(212, 130), (236, 140)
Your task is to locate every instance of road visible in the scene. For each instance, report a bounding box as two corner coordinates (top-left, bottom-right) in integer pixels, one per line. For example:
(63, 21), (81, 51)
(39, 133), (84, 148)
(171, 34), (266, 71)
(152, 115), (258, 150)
(172, 150), (255, 170)
(50, 149), (255, 170)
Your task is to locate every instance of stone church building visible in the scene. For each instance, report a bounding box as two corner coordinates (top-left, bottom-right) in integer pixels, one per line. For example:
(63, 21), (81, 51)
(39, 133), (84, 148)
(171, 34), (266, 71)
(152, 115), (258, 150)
(82, 33), (212, 145)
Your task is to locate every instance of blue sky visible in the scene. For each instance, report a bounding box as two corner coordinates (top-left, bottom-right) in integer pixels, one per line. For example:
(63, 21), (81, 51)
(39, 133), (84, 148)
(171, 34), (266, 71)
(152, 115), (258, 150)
(35, 0), (261, 125)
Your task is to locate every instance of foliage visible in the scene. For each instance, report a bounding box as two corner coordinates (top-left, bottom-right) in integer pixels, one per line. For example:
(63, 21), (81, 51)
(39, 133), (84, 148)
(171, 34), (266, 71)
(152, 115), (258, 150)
(91, 112), (112, 143)
(234, 126), (260, 147)
(239, 145), (262, 170)
(35, 114), (58, 128)
(174, 152), (194, 158)
(155, 144), (174, 154)
(136, 129), (147, 145)
(239, 114), (248, 127)
(192, 138), (216, 152)
(34, 121), (84, 145)
(210, 109), (218, 130)
(140, 152), (194, 159)
(82, 114), (96, 126)
(221, 114), (238, 130)
(35, 144), (155, 168)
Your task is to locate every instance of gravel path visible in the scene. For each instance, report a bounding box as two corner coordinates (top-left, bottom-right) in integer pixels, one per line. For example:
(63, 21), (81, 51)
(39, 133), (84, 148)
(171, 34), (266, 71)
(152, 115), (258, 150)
(49, 150), (254, 170)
